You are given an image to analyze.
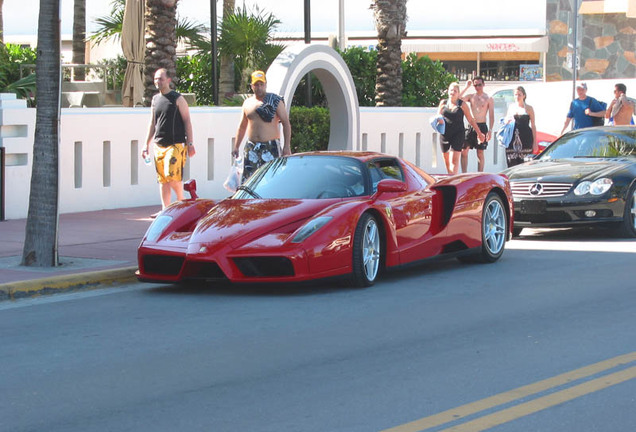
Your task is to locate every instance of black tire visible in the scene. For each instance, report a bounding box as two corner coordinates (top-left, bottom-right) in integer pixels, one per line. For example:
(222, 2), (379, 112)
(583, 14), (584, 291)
(615, 184), (636, 238)
(350, 213), (382, 287)
(476, 192), (508, 263)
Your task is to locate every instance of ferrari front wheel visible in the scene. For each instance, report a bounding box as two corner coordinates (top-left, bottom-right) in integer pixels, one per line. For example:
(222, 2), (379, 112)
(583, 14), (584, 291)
(479, 192), (508, 262)
(350, 213), (381, 287)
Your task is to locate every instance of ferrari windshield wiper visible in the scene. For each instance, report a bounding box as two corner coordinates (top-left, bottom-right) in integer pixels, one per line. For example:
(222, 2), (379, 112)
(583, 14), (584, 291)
(237, 185), (262, 199)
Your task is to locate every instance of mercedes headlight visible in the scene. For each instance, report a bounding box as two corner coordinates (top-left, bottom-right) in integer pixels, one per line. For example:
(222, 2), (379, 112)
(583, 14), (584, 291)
(145, 215), (172, 242)
(291, 216), (332, 243)
(574, 178), (613, 196)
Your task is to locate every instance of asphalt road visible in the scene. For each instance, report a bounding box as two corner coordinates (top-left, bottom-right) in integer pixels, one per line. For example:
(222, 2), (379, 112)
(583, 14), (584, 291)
(1, 229), (635, 432)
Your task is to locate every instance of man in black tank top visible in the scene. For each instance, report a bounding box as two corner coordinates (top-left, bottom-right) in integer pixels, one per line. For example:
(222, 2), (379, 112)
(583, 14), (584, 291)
(143, 68), (196, 214)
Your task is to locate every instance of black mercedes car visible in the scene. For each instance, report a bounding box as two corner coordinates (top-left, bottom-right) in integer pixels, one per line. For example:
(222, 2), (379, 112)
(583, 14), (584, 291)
(502, 126), (636, 237)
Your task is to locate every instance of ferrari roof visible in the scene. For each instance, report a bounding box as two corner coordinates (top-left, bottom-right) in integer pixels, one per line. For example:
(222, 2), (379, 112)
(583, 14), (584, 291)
(290, 151), (393, 163)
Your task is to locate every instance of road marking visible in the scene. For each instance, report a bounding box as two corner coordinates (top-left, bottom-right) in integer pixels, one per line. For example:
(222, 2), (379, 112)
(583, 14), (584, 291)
(382, 352), (636, 432)
(440, 366), (636, 432)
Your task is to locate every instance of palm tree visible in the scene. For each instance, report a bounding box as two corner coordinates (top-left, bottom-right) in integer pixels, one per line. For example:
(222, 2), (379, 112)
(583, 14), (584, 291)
(371, 0), (407, 106)
(0, 0), (5, 43)
(72, 0), (86, 80)
(218, 0), (235, 101)
(143, 0), (179, 105)
(217, 5), (284, 94)
(90, 0), (207, 50)
(21, 0), (61, 267)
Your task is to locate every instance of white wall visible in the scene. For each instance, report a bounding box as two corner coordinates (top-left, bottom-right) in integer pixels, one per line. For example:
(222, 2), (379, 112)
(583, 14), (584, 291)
(359, 107), (507, 172)
(1, 95), (511, 220)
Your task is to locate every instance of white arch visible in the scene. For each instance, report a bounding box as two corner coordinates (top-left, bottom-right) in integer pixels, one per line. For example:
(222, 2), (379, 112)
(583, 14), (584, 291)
(266, 44), (360, 151)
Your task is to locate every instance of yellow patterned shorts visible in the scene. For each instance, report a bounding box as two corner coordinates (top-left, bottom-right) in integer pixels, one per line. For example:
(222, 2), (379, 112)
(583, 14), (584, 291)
(154, 143), (186, 184)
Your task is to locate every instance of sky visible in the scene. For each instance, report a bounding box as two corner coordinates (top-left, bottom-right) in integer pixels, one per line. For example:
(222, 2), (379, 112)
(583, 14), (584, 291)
(3, 0), (547, 37)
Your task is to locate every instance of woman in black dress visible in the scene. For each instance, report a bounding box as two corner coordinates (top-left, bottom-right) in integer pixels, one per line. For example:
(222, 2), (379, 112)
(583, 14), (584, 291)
(436, 82), (485, 174)
(505, 86), (537, 167)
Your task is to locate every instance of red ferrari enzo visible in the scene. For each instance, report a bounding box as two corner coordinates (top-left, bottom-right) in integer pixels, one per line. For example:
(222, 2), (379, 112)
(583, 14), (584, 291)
(137, 152), (514, 287)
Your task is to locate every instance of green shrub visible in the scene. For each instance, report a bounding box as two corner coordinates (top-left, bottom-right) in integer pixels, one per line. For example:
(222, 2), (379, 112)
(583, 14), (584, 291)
(1, 43), (37, 82)
(177, 53), (214, 106)
(291, 72), (326, 107)
(338, 46), (377, 107)
(96, 55), (127, 91)
(289, 106), (330, 153)
(402, 53), (456, 107)
(0, 43), (37, 105)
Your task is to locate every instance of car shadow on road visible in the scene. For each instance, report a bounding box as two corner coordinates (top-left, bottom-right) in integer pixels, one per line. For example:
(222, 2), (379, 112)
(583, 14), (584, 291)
(143, 276), (362, 298)
(515, 226), (632, 242)
(143, 258), (465, 298)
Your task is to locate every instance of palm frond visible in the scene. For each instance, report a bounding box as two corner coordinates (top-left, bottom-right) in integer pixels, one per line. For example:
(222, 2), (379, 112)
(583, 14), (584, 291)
(89, 11), (124, 45)
(177, 17), (210, 52)
(217, 5), (283, 87)
(2, 73), (36, 105)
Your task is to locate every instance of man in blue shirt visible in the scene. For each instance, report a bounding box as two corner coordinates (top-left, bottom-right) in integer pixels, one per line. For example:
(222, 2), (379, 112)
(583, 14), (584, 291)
(561, 82), (606, 135)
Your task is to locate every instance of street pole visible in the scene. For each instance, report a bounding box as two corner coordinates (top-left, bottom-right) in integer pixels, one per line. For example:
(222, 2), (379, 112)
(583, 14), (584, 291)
(304, 0), (312, 107)
(338, 0), (345, 50)
(211, 0), (219, 106)
(572, 0), (579, 100)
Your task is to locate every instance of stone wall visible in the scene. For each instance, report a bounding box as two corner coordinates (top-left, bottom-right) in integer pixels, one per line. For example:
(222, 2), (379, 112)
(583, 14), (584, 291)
(546, 0), (636, 81)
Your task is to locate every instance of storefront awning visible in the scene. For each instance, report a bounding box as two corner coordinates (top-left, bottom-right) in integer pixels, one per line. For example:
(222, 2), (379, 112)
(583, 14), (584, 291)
(579, 0), (636, 17)
(348, 36), (550, 54)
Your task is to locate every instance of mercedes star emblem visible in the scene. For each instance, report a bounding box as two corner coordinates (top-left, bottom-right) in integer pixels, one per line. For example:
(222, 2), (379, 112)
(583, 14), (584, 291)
(529, 183), (544, 196)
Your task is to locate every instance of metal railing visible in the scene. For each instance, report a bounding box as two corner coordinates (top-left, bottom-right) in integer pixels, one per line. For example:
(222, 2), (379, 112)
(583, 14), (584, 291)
(20, 63), (124, 107)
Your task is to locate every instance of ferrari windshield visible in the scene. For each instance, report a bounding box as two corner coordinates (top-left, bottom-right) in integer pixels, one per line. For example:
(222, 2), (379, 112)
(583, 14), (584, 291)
(232, 155), (369, 199)
(539, 129), (636, 160)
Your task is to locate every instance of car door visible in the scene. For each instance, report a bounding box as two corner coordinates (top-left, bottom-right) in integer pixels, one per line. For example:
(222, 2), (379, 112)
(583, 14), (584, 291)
(368, 158), (437, 263)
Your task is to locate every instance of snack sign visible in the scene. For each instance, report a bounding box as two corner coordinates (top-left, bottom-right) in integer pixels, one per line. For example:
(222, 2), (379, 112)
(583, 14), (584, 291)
(486, 43), (520, 52)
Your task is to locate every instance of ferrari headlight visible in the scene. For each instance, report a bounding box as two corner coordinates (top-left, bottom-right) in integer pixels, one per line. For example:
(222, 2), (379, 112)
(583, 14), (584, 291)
(574, 178), (613, 196)
(145, 215), (172, 242)
(291, 216), (332, 243)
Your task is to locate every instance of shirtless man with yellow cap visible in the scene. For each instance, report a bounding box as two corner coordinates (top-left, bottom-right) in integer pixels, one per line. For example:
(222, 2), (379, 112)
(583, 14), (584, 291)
(232, 70), (292, 182)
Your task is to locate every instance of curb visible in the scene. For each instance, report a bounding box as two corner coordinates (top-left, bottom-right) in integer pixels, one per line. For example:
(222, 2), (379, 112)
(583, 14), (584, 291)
(0, 266), (139, 301)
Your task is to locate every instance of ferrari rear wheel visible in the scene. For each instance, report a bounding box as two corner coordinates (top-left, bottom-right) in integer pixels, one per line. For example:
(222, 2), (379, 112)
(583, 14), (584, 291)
(616, 184), (636, 238)
(478, 192), (508, 262)
(351, 213), (381, 287)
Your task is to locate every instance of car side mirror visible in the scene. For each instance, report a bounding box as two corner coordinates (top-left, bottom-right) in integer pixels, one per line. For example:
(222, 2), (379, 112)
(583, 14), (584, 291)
(376, 179), (407, 194)
(184, 179), (198, 199)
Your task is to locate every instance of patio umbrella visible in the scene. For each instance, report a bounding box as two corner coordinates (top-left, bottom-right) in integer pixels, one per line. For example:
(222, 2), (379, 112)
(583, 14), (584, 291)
(121, 0), (145, 107)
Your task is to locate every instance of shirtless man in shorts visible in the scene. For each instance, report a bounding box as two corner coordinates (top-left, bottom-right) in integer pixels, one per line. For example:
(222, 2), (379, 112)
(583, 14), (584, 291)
(232, 70), (292, 182)
(460, 76), (494, 172)
(606, 83), (635, 126)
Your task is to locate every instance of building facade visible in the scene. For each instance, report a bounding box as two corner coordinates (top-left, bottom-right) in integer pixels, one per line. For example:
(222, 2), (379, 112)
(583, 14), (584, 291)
(546, 0), (636, 81)
(345, 0), (635, 83)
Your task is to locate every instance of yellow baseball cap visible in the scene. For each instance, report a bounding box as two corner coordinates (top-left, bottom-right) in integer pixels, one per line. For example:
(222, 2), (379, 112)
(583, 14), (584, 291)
(251, 70), (266, 84)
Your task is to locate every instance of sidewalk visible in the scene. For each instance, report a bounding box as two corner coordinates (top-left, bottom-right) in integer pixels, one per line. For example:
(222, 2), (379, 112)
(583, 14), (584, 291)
(0, 205), (160, 300)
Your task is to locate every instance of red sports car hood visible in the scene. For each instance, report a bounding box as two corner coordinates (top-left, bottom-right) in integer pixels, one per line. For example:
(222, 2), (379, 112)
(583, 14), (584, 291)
(504, 159), (631, 183)
(189, 198), (339, 247)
